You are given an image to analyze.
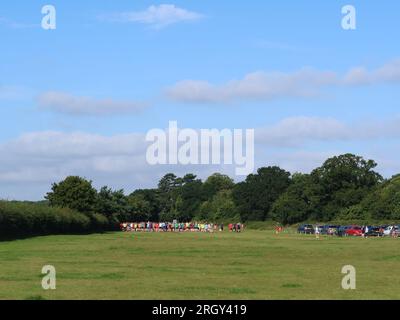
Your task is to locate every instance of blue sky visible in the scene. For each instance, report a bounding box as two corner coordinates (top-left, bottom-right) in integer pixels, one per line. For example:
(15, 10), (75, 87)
(1, 1), (400, 200)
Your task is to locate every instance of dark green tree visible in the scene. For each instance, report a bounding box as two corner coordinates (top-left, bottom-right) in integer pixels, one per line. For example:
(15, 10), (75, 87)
(355, 175), (400, 220)
(125, 193), (153, 222)
(129, 189), (161, 221)
(233, 166), (291, 221)
(198, 189), (238, 222)
(203, 173), (235, 200)
(96, 187), (129, 218)
(270, 173), (318, 224)
(157, 173), (181, 214)
(310, 154), (383, 220)
(46, 176), (97, 213)
(173, 174), (204, 221)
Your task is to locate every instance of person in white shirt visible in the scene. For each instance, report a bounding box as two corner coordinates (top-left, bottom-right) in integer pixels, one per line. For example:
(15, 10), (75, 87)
(315, 225), (320, 240)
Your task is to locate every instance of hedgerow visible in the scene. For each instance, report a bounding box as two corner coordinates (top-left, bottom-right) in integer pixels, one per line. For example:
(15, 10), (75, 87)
(0, 201), (110, 240)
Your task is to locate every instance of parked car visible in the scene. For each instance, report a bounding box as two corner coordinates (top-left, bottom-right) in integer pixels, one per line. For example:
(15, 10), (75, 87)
(318, 225), (329, 235)
(383, 225), (400, 237)
(327, 225), (340, 235)
(394, 226), (400, 237)
(364, 226), (383, 237)
(345, 226), (363, 236)
(297, 224), (315, 234)
(336, 225), (351, 236)
(319, 225), (339, 235)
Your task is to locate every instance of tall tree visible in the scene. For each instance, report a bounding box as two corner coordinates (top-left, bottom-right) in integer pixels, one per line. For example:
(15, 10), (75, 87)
(198, 189), (238, 222)
(353, 174), (400, 220)
(233, 166), (291, 221)
(173, 174), (204, 221)
(126, 193), (153, 222)
(270, 173), (319, 224)
(96, 187), (128, 218)
(46, 176), (97, 213)
(310, 154), (383, 220)
(157, 173), (181, 214)
(203, 173), (235, 200)
(129, 189), (161, 221)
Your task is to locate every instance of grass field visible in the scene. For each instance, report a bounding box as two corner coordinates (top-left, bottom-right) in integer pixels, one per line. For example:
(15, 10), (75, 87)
(0, 230), (399, 300)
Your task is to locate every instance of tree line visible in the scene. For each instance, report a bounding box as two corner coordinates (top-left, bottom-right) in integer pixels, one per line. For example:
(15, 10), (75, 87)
(44, 153), (400, 225)
(2, 153), (400, 240)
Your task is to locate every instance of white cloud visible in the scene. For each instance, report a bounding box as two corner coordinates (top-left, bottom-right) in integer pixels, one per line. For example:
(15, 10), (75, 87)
(2, 116), (400, 200)
(167, 59), (400, 104)
(101, 4), (203, 29)
(37, 91), (148, 116)
(255, 117), (350, 147)
(167, 69), (337, 103)
(3, 131), (147, 157)
(255, 116), (400, 147)
(344, 59), (400, 85)
(0, 131), (221, 199)
(0, 131), (150, 199)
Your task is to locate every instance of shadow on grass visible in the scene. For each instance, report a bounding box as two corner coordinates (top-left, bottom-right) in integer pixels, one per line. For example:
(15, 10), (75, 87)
(0, 230), (116, 243)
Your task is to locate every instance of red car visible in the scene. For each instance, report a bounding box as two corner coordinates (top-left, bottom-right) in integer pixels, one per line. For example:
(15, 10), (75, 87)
(345, 226), (363, 236)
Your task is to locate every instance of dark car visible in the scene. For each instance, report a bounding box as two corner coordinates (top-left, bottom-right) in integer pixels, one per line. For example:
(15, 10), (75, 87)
(318, 225), (328, 234)
(319, 225), (339, 235)
(297, 224), (315, 234)
(336, 225), (351, 237)
(365, 226), (383, 237)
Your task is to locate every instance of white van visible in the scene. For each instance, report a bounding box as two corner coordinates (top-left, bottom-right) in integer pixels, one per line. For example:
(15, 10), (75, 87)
(383, 225), (399, 236)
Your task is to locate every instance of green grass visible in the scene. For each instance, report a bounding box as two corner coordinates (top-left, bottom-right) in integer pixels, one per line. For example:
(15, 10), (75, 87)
(0, 230), (399, 300)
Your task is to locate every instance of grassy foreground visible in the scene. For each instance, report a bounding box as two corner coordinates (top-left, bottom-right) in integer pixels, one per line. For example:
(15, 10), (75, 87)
(0, 230), (399, 300)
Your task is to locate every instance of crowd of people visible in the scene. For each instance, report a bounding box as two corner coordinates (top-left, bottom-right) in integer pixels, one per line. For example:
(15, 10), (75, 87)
(120, 222), (245, 233)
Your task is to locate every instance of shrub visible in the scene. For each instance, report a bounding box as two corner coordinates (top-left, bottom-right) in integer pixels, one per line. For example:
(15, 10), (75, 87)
(0, 201), (110, 240)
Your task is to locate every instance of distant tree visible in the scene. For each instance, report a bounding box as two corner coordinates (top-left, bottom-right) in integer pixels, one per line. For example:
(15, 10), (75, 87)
(96, 187), (128, 218)
(337, 204), (365, 220)
(158, 173), (181, 193)
(125, 193), (153, 222)
(157, 173), (181, 214)
(310, 154), (383, 220)
(357, 175), (400, 220)
(270, 173), (318, 224)
(129, 189), (161, 221)
(46, 176), (97, 213)
(173, 174), (204, 221)
(203, 173), (235, 200)
(233, 166), (291, 221)
(198, 190), (238, 222)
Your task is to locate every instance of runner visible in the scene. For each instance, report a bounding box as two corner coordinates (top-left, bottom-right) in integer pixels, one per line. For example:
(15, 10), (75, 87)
(315, 225), (320, 240)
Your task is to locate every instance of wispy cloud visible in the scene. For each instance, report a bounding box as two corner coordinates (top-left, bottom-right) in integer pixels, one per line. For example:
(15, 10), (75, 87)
(167, 68), (337, 103)
(0, 17), (38, 29)
(255, 115), (400, 147)
(99, 4), (203, 29)
(344, 59), (400, 85)
(166, 59), (400, 104)
(37, 91), (148, 116)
